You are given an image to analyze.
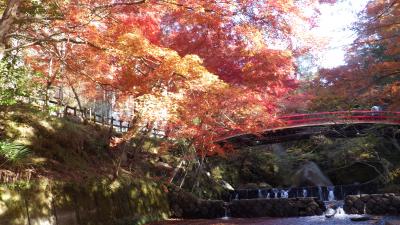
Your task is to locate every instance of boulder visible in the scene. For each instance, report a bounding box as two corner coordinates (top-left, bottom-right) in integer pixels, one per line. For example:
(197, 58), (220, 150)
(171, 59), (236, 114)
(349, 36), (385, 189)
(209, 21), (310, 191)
(292, 161), (333, 187)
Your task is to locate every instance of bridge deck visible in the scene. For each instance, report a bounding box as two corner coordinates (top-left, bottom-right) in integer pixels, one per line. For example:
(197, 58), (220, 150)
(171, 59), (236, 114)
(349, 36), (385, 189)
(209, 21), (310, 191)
(216, 111), (400, 146)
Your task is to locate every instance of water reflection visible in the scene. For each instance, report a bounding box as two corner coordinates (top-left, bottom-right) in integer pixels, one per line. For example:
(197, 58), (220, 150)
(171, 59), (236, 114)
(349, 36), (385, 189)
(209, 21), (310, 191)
(148, 215), (386, 225)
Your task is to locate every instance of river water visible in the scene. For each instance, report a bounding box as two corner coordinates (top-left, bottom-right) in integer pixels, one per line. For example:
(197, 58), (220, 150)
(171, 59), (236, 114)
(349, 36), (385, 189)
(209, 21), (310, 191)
(148, 215), (395, 225)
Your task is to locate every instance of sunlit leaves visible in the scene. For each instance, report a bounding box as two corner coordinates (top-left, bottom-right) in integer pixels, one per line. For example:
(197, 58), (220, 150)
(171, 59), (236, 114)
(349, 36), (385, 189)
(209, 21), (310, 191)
(16, 0), (324, 155)
(310, 0), (400, 111)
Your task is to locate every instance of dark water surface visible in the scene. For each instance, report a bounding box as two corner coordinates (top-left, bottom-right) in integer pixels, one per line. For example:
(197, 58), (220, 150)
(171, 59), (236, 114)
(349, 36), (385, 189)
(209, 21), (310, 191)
(148, 215), (398, 225)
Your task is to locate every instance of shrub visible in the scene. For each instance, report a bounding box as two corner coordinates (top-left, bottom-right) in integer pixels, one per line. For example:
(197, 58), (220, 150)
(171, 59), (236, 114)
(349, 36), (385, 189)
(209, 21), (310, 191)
(0, 141), (30, 165)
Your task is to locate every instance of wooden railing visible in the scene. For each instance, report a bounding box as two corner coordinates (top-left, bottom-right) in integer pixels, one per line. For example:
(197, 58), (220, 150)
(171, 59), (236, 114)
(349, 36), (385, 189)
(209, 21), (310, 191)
(21, 96), (400, 138)
(20, 97), (131, 133)
(216, 110), (400, 143)
(278, 110), (400, 127)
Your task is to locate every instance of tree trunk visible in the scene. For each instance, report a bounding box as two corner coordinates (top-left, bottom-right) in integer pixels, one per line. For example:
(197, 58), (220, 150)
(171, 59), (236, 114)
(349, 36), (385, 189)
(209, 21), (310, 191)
(65, 76), (83, 113)
(0, 0), (21, 58)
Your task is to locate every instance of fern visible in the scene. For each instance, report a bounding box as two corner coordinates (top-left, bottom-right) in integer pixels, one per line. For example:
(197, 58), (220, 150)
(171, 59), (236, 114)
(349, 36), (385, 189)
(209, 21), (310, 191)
(0, 141), (30, 165)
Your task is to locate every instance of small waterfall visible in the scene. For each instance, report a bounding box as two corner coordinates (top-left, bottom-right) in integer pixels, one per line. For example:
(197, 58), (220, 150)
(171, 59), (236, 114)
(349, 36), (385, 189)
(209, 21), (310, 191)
(266, 193), (270, 199)
(337, 207), (345, 215)
(363, 203), (366, 214)
(328, 186), (335, 201)
(273, 189), (279, 198)
(318, 186), (324, 201)
(280, 189), (289, 198)
(336, 200), (347, 217)
(324, 199), (347, 218)
(222, 203), (230, 220)
(235, 193), (239, 200)
(302, 189), (308, 197)
(258, 189), (263, 198)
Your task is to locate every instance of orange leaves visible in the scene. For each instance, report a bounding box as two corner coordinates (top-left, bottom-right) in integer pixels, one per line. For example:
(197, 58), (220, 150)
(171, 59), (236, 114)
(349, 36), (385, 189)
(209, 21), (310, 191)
(310, 0), (400, 111)
(19, 0), (326, 155)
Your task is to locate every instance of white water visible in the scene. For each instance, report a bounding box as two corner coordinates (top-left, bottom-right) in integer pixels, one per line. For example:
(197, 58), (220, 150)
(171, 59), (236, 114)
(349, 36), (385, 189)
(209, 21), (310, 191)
(273, 189), (279, 198)
(221, 207), (230, 220)
(336, 207), (345, 216)
(280, 190), (289, 198)
(303, 189), (308, 197)
(258, 189), (263, 198)
(328, 186), (335, 201)
(318, 186), (324, 201)
(221, 202), (230, 220)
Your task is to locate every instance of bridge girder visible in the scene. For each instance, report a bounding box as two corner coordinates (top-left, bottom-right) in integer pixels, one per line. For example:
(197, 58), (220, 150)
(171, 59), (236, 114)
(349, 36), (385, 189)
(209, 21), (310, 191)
(217, 123), (400, 148)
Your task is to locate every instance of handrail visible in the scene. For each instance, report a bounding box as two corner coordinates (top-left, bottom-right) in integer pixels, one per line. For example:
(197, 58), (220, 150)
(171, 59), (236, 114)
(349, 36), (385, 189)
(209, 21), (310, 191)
(279, 111), (400, 125)
(279, 111), (400, 120)
(217, 110), (400, 142)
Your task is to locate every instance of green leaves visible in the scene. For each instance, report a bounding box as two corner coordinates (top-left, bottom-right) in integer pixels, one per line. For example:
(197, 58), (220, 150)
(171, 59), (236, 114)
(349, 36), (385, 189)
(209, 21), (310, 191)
(0, 57), (36, 106)
(0, 141), (30, 165)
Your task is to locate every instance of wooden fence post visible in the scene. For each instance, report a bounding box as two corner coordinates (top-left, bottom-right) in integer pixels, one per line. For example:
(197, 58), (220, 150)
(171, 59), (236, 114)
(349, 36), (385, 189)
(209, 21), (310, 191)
(119, 120), (123, 132)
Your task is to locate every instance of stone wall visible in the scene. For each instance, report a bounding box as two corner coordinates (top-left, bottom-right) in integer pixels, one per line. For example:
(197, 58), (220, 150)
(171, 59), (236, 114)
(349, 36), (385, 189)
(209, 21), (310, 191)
(168, 186), (225, 219)
(0, 179), (170, 225)
(229, 198), (326, 218)
(344, 194), (400, 215)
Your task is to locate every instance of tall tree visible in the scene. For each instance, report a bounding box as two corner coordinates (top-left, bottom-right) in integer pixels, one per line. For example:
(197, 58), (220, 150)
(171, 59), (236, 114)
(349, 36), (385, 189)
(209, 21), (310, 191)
(310, 0), (400, 111)
(18, 0), (323, 155)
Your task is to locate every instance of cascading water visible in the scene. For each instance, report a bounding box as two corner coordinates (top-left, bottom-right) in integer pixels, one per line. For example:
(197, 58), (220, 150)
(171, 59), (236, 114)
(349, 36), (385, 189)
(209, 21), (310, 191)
(258, 189), (263, 198)
(266, 193), (270, 199)
(273, 189), (279, 198)
(363, 203), (366, 214)
(318, 186), (324, 201)
(280, 189), (289, 198)
(235, 193), (239, 200)
(336, 206), (345, 215)
(323, 187), (348, 219)
(302, 189), (308, 197)
(221, 202), (230, 220)
(328, 186), (335, 201)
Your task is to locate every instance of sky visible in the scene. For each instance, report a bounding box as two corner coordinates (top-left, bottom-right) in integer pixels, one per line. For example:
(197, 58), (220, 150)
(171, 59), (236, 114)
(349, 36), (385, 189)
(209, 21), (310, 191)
(314, 0), (369, 68)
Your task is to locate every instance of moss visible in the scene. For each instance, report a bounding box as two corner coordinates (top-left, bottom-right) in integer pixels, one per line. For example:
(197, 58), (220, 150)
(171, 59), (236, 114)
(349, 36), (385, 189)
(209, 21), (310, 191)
(0, 178), (170, 225)
(0, 103), (113, 181)
(0, 104), (173, 224)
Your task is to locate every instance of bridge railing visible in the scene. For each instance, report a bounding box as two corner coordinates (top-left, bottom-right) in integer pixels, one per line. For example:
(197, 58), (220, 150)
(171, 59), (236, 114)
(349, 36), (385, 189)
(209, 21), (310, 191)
(279, 111), (400, 126)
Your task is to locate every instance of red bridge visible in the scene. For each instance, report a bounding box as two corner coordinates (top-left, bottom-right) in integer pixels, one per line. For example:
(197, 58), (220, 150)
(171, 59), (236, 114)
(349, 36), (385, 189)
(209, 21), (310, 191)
(216, 110), (400, 147)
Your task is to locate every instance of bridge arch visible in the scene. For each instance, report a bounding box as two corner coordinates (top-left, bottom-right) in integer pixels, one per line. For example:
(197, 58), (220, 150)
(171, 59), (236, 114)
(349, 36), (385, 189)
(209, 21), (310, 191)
(216, 111), (400, 148)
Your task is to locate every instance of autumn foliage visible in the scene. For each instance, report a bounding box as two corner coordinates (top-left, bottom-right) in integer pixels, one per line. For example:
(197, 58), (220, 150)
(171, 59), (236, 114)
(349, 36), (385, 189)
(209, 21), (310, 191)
(310, 0), (400, 111)
(1, 0), (328, 155)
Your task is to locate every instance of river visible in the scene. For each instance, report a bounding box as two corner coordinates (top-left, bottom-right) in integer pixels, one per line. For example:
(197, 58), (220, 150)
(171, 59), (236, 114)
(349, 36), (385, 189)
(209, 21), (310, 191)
(148, 215), (399, 225)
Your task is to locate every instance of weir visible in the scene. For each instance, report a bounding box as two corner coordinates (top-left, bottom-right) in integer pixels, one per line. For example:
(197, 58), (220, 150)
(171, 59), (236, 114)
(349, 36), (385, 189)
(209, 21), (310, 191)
(230, 183), (378, 201)
(225, 183), (396, 220)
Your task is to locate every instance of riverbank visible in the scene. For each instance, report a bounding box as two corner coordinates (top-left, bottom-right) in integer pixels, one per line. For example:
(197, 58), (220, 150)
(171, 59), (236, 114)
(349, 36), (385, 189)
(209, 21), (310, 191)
(0, 104), (174, 224)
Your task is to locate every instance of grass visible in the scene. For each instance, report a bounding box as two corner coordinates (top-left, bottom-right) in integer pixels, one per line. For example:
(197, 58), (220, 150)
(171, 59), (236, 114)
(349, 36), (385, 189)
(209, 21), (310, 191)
(0, 141), (30, 166)
(0, 103), (177, 185)
(0, 103), (114, 182)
